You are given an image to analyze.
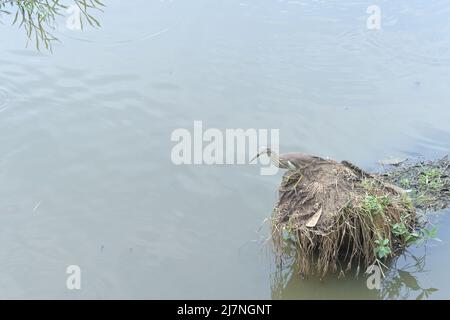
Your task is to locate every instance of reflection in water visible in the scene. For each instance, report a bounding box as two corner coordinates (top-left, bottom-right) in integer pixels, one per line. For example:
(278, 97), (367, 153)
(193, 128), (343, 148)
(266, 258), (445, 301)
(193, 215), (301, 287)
(0, 0), (103, 50)
(381, 250), (438, 300)
(270, 256), (379, 300)
(271, 249), (438, 300)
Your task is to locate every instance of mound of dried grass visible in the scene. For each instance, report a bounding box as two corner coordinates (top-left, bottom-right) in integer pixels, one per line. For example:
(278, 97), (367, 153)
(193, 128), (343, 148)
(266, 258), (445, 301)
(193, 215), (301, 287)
(272, 158), (416, 277)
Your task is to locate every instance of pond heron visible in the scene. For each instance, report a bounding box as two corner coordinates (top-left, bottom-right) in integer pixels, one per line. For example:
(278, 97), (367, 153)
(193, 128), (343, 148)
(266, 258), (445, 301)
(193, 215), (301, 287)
(250, 148), (323, 170)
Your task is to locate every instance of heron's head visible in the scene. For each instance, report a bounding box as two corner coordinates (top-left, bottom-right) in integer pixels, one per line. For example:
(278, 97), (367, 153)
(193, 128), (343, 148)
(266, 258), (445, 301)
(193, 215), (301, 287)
(263, 148), (272, 156)
(250, 148), (272, 162)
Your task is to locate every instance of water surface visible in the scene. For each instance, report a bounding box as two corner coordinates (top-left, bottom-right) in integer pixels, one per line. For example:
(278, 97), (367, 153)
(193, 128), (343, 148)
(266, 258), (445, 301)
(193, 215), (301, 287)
(0, 0), (449, 299)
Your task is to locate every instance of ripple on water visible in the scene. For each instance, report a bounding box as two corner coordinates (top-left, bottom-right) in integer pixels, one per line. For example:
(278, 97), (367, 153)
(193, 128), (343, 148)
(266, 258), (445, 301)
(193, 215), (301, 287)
(361, 0), (450, 68)
(0, 87), (10, 112)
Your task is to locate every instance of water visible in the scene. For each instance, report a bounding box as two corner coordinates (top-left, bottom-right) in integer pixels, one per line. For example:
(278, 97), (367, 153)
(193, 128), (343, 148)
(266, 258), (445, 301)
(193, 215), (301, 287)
(0, 0), (449, 299)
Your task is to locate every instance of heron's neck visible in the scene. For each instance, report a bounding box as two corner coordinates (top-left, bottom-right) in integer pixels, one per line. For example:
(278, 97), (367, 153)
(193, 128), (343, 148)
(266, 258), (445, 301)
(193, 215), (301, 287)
(270, 152), (280, 166)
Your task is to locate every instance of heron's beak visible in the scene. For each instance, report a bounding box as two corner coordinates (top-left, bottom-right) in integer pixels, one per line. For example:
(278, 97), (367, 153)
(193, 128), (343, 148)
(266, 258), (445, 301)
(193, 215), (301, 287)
(250, 152), (261, 163)
(250, 149), (269, 163)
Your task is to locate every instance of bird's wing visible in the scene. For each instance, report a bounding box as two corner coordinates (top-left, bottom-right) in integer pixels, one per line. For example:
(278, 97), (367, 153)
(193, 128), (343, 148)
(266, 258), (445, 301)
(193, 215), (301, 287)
(283, 153), (328, 167)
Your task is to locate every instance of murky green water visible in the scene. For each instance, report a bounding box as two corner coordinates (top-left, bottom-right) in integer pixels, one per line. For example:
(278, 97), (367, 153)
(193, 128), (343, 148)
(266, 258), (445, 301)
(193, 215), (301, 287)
(0, 0), (449, 299)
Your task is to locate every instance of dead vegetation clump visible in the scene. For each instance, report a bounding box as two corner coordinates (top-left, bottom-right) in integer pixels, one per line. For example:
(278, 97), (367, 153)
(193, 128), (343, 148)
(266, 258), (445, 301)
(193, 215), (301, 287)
(379, 155), (450, 211)
(272, 157), (416, 277)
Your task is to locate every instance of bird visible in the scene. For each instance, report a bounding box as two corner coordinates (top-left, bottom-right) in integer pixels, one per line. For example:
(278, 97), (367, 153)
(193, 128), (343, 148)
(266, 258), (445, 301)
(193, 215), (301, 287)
(250, 148), (324, 170)
(251, 148), (328, 192)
